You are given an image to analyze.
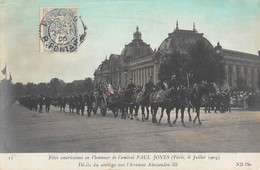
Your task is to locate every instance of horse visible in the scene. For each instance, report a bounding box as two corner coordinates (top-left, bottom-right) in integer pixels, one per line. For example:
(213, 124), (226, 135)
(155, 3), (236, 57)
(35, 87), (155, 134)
(116, 89), (136, 119)
(75, 94), (85, 116)
(133, 89), (153, 122)
(84, 91), (96, 117)
(45, 95), (52, 113)
(172, 87), (191, 126)
(105, 92), (120, 117)
(150, 88), (175, 126)
(58, 97), (66, 112)
(190, 83), (215, 125)
(68, 96), (75, 113)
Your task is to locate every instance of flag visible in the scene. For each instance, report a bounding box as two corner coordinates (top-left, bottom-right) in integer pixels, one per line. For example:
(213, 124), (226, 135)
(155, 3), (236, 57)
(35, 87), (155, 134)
(107, 83), (114, 94)
(10, 73), (12, 81)
(1, 65), (6, 75)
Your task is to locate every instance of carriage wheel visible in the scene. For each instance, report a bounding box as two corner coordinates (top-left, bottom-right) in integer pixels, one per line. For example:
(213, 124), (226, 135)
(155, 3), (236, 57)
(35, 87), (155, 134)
(100, 96), (107, 116)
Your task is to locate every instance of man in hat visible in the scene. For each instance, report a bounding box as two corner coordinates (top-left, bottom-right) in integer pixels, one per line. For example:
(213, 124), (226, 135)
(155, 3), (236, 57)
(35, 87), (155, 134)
(127, 78), (136, 91)
(156, 80), (166, 91)
(126, 78), (136, 101)
(145, 76), (155, 95)
(168, 74), (180, 90)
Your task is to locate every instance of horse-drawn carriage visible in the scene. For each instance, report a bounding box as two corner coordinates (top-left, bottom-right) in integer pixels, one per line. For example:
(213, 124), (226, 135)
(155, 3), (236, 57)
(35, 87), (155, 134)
(85, 91), (119, 117)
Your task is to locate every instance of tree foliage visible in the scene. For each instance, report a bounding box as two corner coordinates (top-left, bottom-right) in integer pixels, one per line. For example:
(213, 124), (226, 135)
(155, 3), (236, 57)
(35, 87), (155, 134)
(158, 40), (226, 86)
(11, 77), (94, 97)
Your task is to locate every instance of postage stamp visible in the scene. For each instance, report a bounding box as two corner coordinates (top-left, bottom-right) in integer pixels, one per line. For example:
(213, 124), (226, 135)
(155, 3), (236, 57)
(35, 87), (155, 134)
(39, 7), (78, 53)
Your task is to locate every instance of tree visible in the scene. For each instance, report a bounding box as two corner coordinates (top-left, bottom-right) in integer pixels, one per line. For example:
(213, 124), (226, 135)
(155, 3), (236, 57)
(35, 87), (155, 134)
(37, 82), (50, 95)
(158, 51), (184, 82)
(13, 82), (26, 97)
(63, 82), (76, 94)
(187, 40), (226, 85)
(26, 82), (37, 95)
(48, 78), (65, 95)
(159, 40), (226, 86)
(84, 77), (94, 91)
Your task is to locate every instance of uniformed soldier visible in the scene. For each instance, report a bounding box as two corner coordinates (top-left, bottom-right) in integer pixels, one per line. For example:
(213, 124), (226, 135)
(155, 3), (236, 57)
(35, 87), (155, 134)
(145, 76), (155, 95)
(126, 78), (136, 101)
(127, 78), (136, 91)
(156, 80), (166, 91)
(38, 95), (43, 113)
(168, 74), (180, 90)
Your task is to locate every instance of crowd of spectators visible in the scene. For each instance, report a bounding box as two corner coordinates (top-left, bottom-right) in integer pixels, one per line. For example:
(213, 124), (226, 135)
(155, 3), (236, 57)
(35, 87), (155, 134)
(229, 90), (260, 110)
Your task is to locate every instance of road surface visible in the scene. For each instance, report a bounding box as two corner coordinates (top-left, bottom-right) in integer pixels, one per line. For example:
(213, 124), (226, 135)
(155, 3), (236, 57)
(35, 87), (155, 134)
(0, 102), (259, 152)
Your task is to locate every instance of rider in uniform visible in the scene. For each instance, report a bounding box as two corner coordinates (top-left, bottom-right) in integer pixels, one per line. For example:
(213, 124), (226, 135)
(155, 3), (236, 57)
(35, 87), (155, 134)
(127, 78), (136, 91)
(145, 76), (155, 95)
(156, 80), (166, 91)
(126, 78), (136, 101)
(168, 74), (180, 90)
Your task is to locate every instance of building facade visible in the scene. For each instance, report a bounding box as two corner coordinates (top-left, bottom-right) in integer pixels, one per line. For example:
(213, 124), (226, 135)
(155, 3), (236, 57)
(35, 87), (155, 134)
(94, 24), (260, 91)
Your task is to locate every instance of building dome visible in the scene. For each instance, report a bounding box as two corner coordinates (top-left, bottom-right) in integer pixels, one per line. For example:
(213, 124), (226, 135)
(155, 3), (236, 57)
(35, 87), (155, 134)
(158, 22), (213, 54)
(121, 26), (153, 62)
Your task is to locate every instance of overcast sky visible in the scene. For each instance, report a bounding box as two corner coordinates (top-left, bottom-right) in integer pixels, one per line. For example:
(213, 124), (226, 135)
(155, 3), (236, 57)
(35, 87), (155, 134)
(0, 0), (260, 84)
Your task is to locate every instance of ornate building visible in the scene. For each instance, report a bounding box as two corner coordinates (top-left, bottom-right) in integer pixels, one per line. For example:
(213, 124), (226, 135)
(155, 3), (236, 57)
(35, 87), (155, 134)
(94, 23), (260, 91)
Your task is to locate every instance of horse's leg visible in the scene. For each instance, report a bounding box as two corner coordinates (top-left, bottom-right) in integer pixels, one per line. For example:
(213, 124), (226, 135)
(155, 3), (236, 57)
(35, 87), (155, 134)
(129, 105), (134, 120)
(146, 107), (149, 121)
(152, 105), (157, 123)
(126, 107), (130, 118)
(166, 108), (172, 127)
(121, 106), (124, 119)
(134, 105), (139, 117)
(193, 107), (198, 123)
(141, 106), (145, 122)
(88, 104), (91, 117)
(173, 107), (178, 124)
(82, 105), (84, 116)
(228, 104), (231, 113)
(187, 107), (192, 122)
(197, 107), (202, 125)
(181, 107), (185, 126)
(134, 105), (139, 120)
(158, 107), (164, 125)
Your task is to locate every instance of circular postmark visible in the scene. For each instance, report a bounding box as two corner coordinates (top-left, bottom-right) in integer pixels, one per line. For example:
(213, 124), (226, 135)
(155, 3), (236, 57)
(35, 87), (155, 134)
(40, 8), (78, 52)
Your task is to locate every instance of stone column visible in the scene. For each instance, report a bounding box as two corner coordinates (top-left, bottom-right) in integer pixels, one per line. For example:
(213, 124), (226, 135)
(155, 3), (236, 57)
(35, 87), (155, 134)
(232, 65), (236, 88)
(248, 67), (251, 88)
(142, 68), (144, 86)
(137, 69), (139, 86)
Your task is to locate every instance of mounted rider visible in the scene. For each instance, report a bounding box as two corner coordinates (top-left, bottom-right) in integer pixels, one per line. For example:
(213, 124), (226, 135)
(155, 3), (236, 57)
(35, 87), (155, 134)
(144, 76), (155, 96)
(168, 74), (180, 90)
(156, 80), (166, 91)
(127, 78), (136, 91)
(125, 78), (136, 101)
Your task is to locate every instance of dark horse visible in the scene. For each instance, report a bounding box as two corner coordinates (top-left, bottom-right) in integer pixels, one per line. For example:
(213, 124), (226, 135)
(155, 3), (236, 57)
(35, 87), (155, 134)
(84, 91), (96, 117)
(75, 94), (85, 116)
(172, 87), (191, 126)
(133, 89), (153, 122)
(106, 93), (120, 117)
(189, 83), (215, 125)
(116, 89), (136, 119)
(58, 96), (66, 112)
(150, 88), (175, 126)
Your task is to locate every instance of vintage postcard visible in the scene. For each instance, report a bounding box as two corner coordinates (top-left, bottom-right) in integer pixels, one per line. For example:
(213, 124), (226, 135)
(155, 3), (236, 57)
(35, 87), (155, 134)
(0, 0), (259, 169)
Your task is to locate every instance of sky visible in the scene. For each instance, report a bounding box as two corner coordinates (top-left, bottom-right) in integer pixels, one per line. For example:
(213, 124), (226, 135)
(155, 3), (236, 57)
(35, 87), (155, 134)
(0, 0), (260, 84)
